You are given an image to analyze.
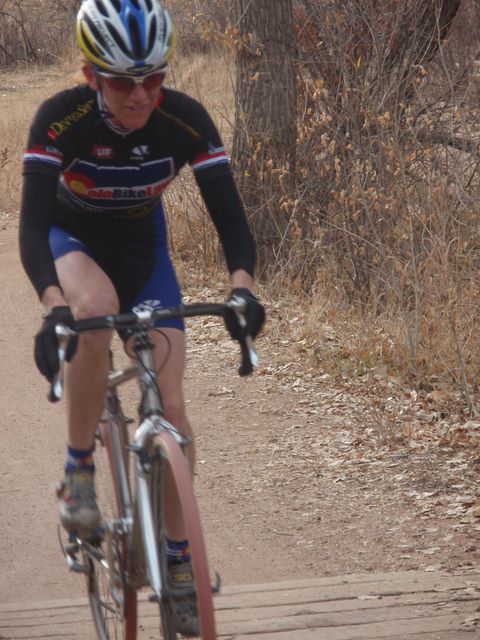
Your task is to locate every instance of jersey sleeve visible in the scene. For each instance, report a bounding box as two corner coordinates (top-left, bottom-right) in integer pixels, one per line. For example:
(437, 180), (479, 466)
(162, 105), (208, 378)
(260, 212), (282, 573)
(198, 173), (256, 276)
(19, 172), (61, 298)
(171, 93), (232, 182)
(23, 88), (95, 177)
(23, 97), (66, 177)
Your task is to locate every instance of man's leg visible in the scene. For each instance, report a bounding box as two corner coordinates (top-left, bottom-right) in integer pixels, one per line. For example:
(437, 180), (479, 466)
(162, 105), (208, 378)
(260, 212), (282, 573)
(148, 327), (193, 540)
(148, 327), (200, 636)
(54, 250), (119, 536)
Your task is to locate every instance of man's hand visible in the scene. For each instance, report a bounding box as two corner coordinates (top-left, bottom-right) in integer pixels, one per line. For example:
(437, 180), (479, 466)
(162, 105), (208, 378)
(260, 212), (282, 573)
(224, 288), (265, 340)
(34, 306), (78, 382)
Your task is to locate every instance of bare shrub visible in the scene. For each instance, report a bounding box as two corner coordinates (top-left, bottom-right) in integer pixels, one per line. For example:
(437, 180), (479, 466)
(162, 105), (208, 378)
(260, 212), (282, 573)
(287, 0), (480, 402)
(5, 0), (480, 410)
(164, 51), (236, 277)
(0, 0), (79, 68)
(162, 0), (226, 56)
(0, 0), (226, 68)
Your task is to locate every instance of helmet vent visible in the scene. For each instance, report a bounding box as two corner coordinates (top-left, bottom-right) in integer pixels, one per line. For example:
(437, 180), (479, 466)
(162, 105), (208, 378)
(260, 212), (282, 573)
(80, 23), (104, 58)
(128, 14), (144, 58)
(145, 0), (153, 11)
(147, 15), (157, 53)
(106, 22), (131, 57)
(130, 0), (141, 10)
(110, 0), (122, 11)
(94, 0), (109, 17)
(85, 15), (109, 51)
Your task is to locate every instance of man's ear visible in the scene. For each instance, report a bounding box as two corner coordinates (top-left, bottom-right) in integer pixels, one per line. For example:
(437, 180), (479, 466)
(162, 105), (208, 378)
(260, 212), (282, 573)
(82, 64), (99, 91)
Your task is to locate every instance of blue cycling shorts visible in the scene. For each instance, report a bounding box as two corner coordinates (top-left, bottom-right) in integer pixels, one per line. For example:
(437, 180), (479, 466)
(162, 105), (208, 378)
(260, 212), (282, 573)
(49, 204), (184, 331)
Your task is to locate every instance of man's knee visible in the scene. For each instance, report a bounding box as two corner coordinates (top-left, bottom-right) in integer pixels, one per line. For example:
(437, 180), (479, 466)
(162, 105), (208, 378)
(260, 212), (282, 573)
(73, 291), (119, 320)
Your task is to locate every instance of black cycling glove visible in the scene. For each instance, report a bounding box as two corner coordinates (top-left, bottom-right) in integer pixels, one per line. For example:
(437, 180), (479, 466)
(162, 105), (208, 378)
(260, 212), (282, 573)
(34, 306), (78, 382)
(224, 288), (265, 340)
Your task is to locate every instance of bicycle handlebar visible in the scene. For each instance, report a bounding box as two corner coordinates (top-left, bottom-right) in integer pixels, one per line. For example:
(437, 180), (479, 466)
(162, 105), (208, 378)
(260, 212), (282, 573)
(49, 300), (259, 403)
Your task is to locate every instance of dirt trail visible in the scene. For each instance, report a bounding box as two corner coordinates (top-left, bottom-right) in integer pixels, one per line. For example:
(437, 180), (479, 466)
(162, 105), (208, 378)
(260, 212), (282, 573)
(1, 221), (480, 618)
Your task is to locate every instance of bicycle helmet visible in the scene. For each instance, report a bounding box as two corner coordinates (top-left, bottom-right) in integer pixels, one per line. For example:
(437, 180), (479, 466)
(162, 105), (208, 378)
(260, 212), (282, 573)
(77, 0), (175, 75)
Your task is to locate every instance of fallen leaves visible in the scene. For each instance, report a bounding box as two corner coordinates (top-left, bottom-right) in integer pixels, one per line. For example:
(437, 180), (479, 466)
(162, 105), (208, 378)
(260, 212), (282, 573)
(182, 278), (480, 575)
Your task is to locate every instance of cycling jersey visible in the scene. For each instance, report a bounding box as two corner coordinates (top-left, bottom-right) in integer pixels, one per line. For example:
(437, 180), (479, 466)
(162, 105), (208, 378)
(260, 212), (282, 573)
(20, 83), (255, 301)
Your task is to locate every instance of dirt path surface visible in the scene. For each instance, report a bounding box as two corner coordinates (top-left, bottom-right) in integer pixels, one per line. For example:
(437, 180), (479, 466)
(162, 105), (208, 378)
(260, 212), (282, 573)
(1, 220), (480, 623)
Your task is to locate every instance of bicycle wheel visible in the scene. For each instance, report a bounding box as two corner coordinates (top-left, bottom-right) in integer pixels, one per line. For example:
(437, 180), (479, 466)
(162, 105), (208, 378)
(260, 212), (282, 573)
(86, 404), (138, 640)
(152, 430), (217, 640)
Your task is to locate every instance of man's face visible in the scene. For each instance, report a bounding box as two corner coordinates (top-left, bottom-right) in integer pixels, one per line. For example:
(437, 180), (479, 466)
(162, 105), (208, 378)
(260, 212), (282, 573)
(83, 65), (164, 130)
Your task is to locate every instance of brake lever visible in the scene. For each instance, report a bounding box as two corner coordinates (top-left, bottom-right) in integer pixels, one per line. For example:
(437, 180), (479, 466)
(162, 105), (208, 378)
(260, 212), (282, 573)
(227, 296), (259, 373)
(49, 324), (75, 403)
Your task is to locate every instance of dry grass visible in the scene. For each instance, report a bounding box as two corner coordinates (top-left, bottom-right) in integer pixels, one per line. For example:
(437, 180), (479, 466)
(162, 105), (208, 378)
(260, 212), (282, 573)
(0, 51), (79, 217)
(162, 51), (236, 283)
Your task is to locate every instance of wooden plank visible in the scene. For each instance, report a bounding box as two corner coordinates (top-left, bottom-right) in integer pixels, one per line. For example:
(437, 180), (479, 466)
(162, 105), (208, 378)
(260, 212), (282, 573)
(1, 571), (478, 639)
(217, 569), (480, 595)
(130, 597), (478, 636)
(213, 594), (478, 624)
(215, 580), (479, 611)
(225, 614), (477, 640)
(2, 589), (475, 626)
(219, 623), (475, 640)
(0, 609), (85, 623)
(2, 570), (477, 614)
(0, 600), (87, 615)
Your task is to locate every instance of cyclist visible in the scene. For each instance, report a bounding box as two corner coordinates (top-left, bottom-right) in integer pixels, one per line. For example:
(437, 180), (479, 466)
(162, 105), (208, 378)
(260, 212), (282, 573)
(19, 0), (265, 635)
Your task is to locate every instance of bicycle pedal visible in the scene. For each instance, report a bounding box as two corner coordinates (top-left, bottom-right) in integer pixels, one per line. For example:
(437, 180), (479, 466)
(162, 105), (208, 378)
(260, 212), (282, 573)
(62, 543), (89, 574)
(148, 593), (161, 603)
(66, 554), (89, 574)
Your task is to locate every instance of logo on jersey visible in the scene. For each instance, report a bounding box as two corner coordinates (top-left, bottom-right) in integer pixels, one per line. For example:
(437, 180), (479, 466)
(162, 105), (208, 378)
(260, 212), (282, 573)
(47, 99), (95, 141)
(92, 145), (114, 159)
(131, 145), (150, 161)
(61, 157), (174, 210)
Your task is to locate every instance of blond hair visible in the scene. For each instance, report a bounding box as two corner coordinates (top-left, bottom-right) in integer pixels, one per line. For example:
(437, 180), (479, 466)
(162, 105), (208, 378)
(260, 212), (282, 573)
(73, 53), (91, 85)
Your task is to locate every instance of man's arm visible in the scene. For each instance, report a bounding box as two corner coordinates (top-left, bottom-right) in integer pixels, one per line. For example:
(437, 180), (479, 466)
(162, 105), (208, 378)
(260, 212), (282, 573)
(19, 172), (64, 305)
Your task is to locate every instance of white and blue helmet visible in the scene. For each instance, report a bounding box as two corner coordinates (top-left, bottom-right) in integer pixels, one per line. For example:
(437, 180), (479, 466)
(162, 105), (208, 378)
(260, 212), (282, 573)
(77, 0), (175, 75)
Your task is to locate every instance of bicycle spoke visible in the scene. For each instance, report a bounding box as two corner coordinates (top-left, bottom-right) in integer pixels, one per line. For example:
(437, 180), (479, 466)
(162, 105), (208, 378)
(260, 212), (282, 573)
(86, 415), (137, 640)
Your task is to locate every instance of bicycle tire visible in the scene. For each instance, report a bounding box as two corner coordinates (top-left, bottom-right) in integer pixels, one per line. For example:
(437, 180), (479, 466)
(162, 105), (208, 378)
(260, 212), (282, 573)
(86, 406), (138, 640)
(152, 430), (217, 640)
(151, 455), (177, 640)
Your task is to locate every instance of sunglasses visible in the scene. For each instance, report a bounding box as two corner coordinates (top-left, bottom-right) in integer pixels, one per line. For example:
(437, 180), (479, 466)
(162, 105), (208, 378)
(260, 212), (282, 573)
(95, 69), (166, 93)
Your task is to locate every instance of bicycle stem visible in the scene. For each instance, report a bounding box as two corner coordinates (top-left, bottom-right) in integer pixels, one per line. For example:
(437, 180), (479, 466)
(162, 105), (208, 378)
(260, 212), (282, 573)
(134, 416), (165, 599)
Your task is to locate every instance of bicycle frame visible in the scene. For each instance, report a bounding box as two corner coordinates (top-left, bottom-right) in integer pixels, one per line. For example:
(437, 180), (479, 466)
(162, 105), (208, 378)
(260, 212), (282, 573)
(104, 325), (192, 600)
(55, 301), (258, 639)
(62, 329), (192, 597)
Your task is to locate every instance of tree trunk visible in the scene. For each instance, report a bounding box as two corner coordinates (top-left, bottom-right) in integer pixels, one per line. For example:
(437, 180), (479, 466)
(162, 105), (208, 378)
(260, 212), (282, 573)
(232, 0), (297, 275)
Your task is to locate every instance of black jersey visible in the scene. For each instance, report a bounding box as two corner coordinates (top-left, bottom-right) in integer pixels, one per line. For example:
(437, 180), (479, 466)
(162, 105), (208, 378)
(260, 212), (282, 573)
(24, 84), (230, 218)
(20, 84), (255, 298)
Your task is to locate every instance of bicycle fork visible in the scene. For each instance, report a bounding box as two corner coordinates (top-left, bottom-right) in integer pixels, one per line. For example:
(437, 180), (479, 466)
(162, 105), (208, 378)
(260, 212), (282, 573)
(133, 416), (168, 602)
